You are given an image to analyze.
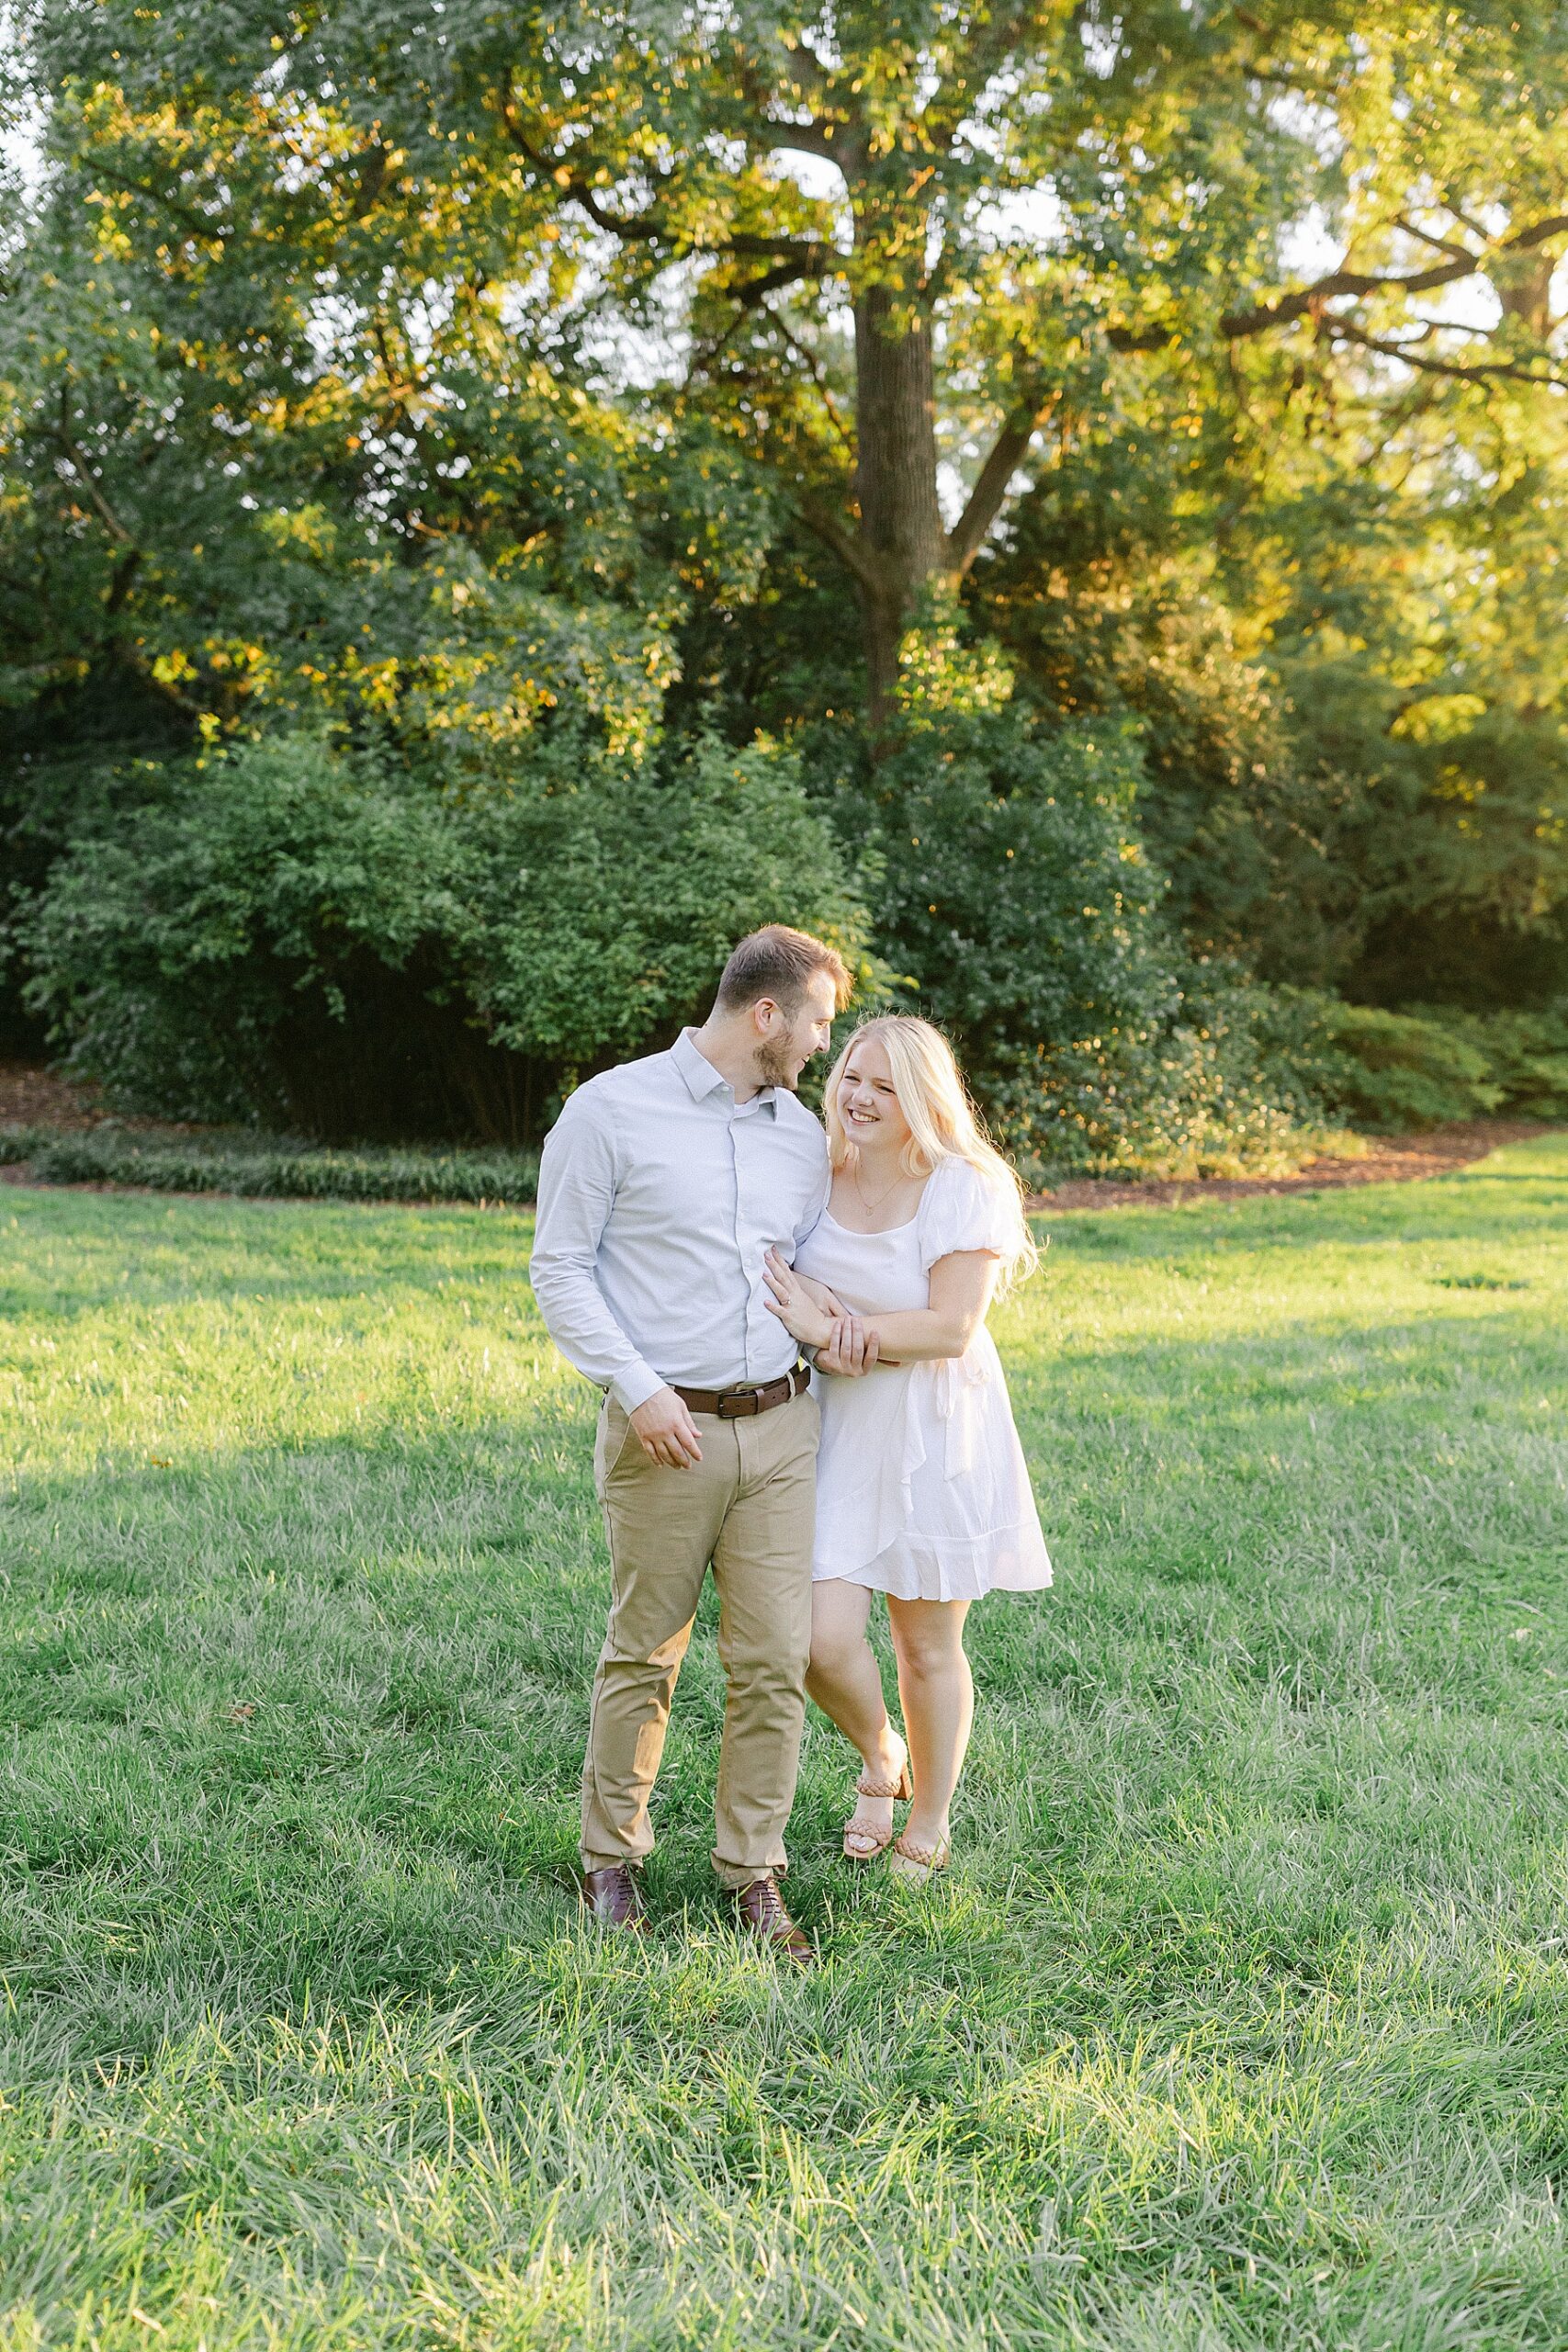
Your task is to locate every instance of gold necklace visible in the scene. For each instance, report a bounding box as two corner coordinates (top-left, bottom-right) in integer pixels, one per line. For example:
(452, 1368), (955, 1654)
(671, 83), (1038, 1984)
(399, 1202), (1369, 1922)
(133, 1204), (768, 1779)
(852, 1158), (907, 1214)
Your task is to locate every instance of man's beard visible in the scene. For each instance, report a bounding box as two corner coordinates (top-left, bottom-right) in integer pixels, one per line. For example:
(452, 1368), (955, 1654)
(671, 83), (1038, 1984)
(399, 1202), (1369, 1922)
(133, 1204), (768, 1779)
(754, 1036), (798, 1091)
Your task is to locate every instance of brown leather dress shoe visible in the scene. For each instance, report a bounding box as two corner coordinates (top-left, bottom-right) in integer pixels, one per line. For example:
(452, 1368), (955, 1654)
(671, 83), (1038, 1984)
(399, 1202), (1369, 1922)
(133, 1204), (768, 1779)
(734, 1873), (814, 1965)
(581, 1863), (649, 1931)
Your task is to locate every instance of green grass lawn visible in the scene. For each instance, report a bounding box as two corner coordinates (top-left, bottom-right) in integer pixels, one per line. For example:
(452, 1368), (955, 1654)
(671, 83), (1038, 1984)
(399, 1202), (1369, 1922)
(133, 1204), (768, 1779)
(3, 1136), (1567, 2350)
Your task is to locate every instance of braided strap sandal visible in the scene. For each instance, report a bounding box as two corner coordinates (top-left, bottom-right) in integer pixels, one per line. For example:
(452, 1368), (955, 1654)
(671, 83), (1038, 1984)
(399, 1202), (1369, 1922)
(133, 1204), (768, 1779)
(842, 1744), (913, 1861)
(887, 1831), (951, 1885)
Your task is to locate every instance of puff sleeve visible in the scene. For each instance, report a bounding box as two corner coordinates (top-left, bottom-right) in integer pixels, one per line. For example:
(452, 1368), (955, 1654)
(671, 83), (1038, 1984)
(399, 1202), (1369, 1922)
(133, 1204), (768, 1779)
(917, 1156), (1027, 1272)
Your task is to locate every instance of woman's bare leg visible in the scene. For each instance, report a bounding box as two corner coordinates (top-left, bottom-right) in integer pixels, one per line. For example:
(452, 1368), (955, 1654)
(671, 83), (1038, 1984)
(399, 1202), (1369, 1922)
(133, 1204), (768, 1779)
(807, 1579), (908, 1847)
(887, 1597), (974, 1854)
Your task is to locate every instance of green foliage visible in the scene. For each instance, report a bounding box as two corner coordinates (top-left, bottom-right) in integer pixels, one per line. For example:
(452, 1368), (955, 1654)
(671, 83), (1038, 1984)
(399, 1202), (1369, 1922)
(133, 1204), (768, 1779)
(1434, 1009), (1568, 1119)
(868, 707), (1165, 1171)
(1277, 666), (1568, 1009)
(8, 0), (1568, 1149)
(1300, 1004), (1504, 1131)
(0, 1125), (540, 1202)
(16, 733), (480, 1133)
(1258, 996), (1568, 1132)
(858, 703), (1311, 1180)
(470, 732), (872, 1068)
(0, 61), (684, 758)
(17, 729), (870, 1139)
(982, 419), (1568, 1005)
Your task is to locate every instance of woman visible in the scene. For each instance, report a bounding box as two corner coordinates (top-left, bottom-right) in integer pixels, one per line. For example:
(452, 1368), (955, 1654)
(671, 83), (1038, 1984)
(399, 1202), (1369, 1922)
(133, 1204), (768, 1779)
(762, 1014), (1051, 1882)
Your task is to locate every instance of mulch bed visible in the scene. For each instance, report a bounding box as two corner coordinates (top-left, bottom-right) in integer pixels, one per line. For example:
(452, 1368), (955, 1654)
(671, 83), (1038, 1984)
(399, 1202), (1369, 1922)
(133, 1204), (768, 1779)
(0, 1062), (1551, 1214)
(1030, 1120), (1550, 1214)
(0, 1061), (203, 1137)
(0, 1061), (113, 1131)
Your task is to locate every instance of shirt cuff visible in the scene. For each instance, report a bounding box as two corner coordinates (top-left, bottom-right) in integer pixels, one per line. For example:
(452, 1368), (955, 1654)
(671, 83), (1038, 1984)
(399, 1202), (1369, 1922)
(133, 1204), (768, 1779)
(609, 1360), (667, 1415)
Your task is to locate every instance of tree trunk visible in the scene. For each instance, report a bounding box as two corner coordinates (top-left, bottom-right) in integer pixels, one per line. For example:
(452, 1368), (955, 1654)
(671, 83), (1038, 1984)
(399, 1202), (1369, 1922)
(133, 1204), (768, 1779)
(852, 281), (946, 729)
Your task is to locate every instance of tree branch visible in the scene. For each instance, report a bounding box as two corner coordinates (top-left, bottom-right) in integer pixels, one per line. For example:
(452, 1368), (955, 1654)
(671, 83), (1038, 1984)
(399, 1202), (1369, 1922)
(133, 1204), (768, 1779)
(773, 35), (840, 109)
(1245, 64), (1347, 98)
(1443, 201), (1495, 244)
(795, 488), (878, 589)
(93, 171), (231, 251)
(502, 101), (832, 266)
(945, 390), (1057, 576)
(1394, 214), (1481, 265)
(104, 548), (141, 616)
(347, 140), (400, 222)
(746, 115), (846, 166)
(53, 396), (136, 548)
(1105, 212), (1568, 352)
(499, 112), (665, 243)
(760, 310), (856, 455)
(726, 251), (835, 305)
(729, 58), (850, 172)
(1328, 318), (1568, 390)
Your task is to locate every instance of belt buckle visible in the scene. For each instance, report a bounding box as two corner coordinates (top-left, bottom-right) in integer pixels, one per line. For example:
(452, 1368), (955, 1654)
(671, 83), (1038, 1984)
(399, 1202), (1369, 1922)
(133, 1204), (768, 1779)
(716, 1385), (759, 1419)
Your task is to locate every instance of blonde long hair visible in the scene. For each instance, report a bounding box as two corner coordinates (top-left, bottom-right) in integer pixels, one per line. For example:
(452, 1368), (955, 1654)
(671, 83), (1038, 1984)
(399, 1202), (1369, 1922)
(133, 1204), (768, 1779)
(824, 1015), (1038, 1286)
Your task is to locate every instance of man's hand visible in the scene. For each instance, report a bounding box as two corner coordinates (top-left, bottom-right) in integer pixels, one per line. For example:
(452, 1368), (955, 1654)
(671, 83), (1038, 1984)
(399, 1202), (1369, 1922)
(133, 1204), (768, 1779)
(629, 1385), (705, 1468)
(818, 1316), (881, 1377)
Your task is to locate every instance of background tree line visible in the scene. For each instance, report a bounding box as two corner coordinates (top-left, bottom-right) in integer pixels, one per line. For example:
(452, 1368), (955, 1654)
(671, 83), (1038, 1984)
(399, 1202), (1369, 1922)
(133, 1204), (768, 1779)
(3, 0), (1567, 1174)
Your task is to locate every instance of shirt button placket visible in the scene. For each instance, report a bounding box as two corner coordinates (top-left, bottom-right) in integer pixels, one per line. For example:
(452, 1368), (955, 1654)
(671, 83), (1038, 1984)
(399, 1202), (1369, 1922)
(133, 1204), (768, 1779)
(736, 1114), (754, 1382)
(739, 1113), (767, 1384)
(730, 1109), (752, 1383)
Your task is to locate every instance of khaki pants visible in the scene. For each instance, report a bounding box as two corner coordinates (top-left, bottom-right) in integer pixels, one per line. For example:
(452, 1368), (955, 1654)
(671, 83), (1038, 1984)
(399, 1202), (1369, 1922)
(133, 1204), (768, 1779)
(581, 1385), (819, 1889)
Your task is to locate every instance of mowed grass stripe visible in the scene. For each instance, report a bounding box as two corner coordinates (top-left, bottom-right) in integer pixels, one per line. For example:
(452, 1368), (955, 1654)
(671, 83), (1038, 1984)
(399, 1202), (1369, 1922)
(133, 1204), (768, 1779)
(1, 1137), (1566, 2349)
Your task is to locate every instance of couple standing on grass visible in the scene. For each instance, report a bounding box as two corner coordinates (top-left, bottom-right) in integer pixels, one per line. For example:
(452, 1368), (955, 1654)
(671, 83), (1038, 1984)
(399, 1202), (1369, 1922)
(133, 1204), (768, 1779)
(530, 925), (1052, 1963)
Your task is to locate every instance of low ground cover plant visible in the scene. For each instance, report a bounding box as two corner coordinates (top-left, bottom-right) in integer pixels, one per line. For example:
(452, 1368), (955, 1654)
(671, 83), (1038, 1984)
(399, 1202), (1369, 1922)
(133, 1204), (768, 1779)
(0, 1125), (540, 1204)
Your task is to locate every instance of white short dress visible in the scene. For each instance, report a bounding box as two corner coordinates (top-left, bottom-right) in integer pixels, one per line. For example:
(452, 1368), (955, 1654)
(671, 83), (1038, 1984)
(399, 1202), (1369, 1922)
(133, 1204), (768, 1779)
(795, 1156), (1054, 1603)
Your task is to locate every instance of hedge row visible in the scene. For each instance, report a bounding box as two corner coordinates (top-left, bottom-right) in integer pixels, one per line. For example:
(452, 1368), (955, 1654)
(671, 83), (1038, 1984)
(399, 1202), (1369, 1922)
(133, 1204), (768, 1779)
(1302, 1002), (1568, 1130)
(0, 1126), (540, 1205)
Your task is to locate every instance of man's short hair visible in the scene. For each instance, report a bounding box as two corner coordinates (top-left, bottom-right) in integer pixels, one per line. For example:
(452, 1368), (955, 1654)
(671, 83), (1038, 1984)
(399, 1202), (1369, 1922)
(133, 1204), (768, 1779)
(715, 925), (854, 1015)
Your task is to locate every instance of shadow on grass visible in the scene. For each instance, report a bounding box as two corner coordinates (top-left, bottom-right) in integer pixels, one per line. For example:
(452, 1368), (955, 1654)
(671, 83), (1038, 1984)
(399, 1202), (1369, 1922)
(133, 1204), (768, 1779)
(5, 1136), (1564, 1325)
(1037, 1139), (1568, 1265)
(5, 1150), (1568, 2346)
(3, 1278), (1565, 2059)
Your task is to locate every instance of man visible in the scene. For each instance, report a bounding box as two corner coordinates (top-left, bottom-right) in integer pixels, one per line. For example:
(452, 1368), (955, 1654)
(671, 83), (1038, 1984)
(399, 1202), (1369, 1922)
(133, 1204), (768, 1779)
(529, 924), (863, 1962)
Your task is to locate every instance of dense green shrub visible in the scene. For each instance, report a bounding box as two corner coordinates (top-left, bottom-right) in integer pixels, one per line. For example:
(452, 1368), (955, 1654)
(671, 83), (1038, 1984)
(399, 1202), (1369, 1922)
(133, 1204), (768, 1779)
(23, 702), (1324, 1182)
(865, 707), (1313, 1180)
(15, 735), (478, 1134)
(1324, 1006), (1504, 1128)
(17, 729), (869, 1142)
(1257, 996), (1568, 1131)
(1263, 1001), (1500, 1131)
(469, 733), (871, 1066)
(19, 702), (1553, 1178)
(1421, 1008), (1568, 1121)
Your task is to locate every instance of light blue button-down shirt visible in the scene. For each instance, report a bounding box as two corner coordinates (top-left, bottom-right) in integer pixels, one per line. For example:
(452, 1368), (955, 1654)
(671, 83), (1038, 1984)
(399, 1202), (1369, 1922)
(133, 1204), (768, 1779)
(529, 1029), (831, 1413)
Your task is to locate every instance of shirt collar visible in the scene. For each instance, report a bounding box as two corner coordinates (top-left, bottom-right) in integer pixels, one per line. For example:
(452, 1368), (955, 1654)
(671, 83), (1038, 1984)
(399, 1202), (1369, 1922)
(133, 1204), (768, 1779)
(672, 1027), (777, 1115)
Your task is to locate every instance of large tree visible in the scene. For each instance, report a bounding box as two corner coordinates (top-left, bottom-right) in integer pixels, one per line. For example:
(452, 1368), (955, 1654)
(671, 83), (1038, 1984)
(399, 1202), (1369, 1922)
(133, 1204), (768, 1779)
(11, 1), (1568, 734)
(491, 0), (1568, 720)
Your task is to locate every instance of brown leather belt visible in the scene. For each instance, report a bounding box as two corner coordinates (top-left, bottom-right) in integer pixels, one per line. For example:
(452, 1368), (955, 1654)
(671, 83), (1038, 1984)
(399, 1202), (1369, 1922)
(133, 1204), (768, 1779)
(671, 1363), (810, 1419)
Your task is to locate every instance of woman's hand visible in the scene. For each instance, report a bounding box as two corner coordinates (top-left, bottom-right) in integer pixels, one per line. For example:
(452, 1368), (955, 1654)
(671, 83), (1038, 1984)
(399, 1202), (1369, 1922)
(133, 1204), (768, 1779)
(762, 1248), (837, 1349)
(792, 1269), (849, 1317)
(764, 1250), (881, 1375)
